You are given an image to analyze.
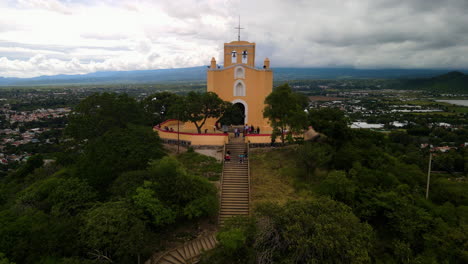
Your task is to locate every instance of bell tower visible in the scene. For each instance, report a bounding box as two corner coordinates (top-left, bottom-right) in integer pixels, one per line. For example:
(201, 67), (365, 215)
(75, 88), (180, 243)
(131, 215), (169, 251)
(223, 41), (256, 68)
(223, 18), (256, 68)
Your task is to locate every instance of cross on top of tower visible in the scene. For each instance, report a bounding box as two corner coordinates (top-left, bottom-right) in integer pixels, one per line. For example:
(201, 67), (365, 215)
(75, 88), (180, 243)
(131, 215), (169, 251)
(234, 16), (244, 41)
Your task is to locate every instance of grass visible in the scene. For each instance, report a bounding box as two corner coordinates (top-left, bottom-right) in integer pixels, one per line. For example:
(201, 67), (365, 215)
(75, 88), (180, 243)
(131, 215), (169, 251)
(176, 151), (222, 181)
(447, 105), (468, 113)
(249, 146), (306, 209)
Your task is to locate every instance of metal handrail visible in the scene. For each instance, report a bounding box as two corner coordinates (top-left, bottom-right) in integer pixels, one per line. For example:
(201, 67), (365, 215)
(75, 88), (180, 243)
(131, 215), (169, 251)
(247, 142), (251, 216)
(218, 143), (226, 225)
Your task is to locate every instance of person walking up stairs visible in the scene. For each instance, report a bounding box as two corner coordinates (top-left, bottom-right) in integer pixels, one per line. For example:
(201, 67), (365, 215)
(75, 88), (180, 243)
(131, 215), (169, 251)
(219, 135), (250, 225)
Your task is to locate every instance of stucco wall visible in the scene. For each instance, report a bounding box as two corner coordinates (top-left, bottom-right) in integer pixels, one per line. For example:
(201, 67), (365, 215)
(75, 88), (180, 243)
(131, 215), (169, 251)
(207, 65), (273, 132)
(154, 120), (228, 146)
(245, 134), (272, 144)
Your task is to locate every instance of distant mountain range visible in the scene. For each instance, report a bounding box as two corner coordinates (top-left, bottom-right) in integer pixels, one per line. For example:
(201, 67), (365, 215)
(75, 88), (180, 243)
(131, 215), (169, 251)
(397, 71), (468, 94)
(0, 66), (467, 86)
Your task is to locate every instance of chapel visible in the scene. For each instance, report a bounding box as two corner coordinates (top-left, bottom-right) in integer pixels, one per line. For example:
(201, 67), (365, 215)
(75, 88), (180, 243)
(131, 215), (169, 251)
(207, 38), (273, 132)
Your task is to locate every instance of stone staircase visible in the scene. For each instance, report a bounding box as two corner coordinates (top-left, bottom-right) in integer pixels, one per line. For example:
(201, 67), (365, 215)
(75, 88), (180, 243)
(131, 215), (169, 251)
(147, 233), (218, 264)
(148, 134), (250, 263)
(219, 137), (250, 225)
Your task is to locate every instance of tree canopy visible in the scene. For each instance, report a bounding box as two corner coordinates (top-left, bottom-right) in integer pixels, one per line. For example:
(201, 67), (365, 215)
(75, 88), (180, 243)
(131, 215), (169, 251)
(66, 92), (147, 141)
(0, 92), (220, 263)
(141, 91), (180, 126)
(264, 84), (308, 143)
(175, 91), (229, 134)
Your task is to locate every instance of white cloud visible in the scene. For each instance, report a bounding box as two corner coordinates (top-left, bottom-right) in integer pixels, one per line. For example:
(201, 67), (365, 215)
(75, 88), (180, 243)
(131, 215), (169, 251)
(17, 0), (73, 15)
(0, 0), (468, 77)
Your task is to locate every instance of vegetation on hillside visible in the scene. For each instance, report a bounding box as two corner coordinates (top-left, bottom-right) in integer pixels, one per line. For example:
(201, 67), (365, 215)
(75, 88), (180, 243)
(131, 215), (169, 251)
(0, 92), (219, 263)
(263, 83), (308, 144)
(201, 93), (468, 263)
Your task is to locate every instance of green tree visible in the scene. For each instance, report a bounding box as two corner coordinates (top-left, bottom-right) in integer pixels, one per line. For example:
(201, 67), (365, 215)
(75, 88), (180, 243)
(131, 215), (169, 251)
(200, 216), (256, 264)
(66, 93), (146, 141)
(297, 141), (334, 180)
(175, 92), (228, 134)
(132, 181), (176, 226)
(318, 170), (357, 205)
(109, 170), (151, 198)
(264, 84), (308, 144)
(76, 125), (164, 192)
(307, 107), (351, 147)
(80, 201), (147, 263)
(0, 253), (15, 264)
(11, 154), (43, 179)
(147, 157), (218, 219)
(0, 208), (78, 263)
(255, 199), (373, 264)
(15, 177), (96, 216)
(141, 92), (180, 125)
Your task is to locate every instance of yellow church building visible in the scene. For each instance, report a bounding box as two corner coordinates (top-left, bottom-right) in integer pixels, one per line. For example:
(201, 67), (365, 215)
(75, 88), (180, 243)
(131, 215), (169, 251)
(155, 37), (274, 146)
(207, 40), (273, 132)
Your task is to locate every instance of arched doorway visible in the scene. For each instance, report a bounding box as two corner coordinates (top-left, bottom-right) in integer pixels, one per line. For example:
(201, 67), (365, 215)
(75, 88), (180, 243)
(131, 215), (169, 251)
(231, 103), (245, 125)
(218, 100), (247, 126)
(231, 99), (248, 125)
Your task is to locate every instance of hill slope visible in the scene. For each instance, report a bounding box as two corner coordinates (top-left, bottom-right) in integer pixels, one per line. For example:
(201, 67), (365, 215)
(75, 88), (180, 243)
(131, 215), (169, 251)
(398, 71), (468, 93)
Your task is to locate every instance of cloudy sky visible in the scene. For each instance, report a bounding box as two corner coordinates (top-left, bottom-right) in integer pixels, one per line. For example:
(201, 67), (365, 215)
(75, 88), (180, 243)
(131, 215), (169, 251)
(1, 0), (468, 78)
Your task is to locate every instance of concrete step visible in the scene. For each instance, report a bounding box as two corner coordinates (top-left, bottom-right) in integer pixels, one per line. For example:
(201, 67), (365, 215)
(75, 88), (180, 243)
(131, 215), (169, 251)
(222, 189), (249, 193)
(221, 200), (249, 204)
(222, 185), (249, 189)
(222, 193), (249, 198)
(169, 250), (185, 263)
(162, 254), (183, 264)
(175, 248), (186, 260)
(221, 197), (249, 204)
(220, 142), (250, 227)
(220, 211), (249, 215)
(222, 183), (249, 186)
(223, 178), (248, 181)
(222, 185), (248, 189)
(221, 205), (249, 210)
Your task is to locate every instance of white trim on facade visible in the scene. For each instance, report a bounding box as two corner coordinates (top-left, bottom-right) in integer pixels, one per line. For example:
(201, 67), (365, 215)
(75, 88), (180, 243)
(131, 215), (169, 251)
(231, 99), (248, 124)
(235, 66), (245, 79)
(233, 79), (246, 96)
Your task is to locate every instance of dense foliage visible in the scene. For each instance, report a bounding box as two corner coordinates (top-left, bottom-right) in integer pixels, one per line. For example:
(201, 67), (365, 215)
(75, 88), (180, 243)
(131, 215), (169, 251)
(0, 92), (218, 263)
(175, 91), (229, 134)
(264, 83), (308, 143)
(203, 104), (467, 263)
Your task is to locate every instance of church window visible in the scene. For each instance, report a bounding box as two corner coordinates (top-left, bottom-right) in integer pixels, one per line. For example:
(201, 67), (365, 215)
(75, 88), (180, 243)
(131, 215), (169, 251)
(234, 80), (245, 96)
(235, 66), (245, 79)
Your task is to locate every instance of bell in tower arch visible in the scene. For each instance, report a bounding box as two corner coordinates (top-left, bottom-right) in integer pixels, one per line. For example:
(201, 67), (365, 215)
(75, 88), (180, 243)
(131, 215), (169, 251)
(242, 50), (248, 64)
(231, 51), (237, 63)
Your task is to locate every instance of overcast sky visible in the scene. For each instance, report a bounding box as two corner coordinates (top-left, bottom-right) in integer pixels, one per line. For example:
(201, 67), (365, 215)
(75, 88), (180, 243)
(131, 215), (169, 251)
(1, 0), (468, 78)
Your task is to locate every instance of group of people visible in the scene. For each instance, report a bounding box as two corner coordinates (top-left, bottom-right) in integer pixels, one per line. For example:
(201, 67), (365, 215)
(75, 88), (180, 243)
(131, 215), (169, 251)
(233, 124), (261, 137)
(162, 126), (174, 132)
(224, 150), (248, 163)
